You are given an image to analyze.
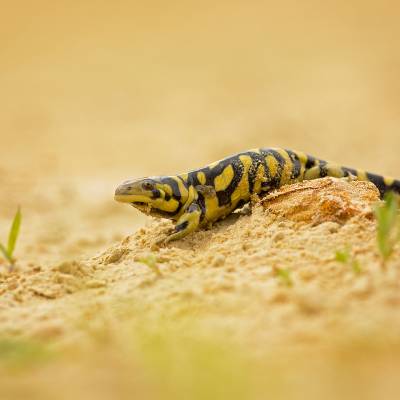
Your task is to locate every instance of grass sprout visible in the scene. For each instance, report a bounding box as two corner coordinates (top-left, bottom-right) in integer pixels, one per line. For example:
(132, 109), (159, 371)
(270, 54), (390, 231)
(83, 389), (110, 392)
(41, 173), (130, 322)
(374, 192), (400, 266)
(335, 247), (361, 274)
(137, 253), (162, 277)
(274, 267), (293, 287)
(335, 248), (351, 264)
(0, 206), (22, 268)
(0, 338), (51, 368)
(351, 259), (362, 274)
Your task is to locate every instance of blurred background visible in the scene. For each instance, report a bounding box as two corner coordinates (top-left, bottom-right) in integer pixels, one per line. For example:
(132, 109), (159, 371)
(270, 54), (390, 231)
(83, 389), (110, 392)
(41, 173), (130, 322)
(2, 0), (400, 177)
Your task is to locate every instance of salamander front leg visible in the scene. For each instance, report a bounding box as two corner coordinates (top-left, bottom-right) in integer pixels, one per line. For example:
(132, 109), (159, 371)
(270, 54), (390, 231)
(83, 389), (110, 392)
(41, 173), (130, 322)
(164, 203), (201, 243)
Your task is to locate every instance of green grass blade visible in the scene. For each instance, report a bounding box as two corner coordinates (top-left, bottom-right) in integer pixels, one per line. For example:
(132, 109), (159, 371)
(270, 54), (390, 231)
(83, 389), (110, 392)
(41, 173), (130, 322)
(374, 192), (400, 261)
(275, 267), (293, 287)
(0, 242), (12, 263)
(351, 260), (362, 274)
(335, 249), (350, 264)
(137, 253), (162, 277)
(7, 206), (22, 258)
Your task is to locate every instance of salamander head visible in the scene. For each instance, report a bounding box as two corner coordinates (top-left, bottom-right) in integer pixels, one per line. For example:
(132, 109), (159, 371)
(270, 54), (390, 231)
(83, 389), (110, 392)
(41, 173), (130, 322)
(114, 177), (184, 219)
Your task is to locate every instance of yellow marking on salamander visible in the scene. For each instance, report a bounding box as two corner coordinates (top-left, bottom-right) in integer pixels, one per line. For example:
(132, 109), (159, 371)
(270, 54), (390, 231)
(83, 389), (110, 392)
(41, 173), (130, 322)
(197, 171), (206, 185)
(253, 163), (265, 194)
(275, 149), (293, 185)
(304, 166), (321, 180)
(154, 198), (180, 212)
(326, 164), (345, 178)
(172, 176), (188, 198)
(214, 164), (234, 192)
(231, 155), (252, 203)
(265, 155), (279, 179)
(163, 184), (173, 197)
(384, 176), (394, 186)
(292, 150), (308, 179)
(293, 150), (308, 165)
(203, 192), (223, 222)
(357, 170), (368, 181)
(178, 185), (198, 216)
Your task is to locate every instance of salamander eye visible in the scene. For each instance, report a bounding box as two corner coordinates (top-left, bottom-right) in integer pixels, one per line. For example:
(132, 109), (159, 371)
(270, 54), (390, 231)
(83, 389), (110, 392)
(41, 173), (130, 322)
(142, 181), (154, 191)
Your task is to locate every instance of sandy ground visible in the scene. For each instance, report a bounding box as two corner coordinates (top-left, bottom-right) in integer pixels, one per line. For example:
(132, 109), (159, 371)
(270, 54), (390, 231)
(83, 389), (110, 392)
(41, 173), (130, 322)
(1, 1), (400, 399)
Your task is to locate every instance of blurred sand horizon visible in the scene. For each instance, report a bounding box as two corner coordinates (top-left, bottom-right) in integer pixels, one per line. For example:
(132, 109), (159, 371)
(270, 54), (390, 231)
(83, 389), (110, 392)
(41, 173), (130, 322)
(2, 1), (400, 178)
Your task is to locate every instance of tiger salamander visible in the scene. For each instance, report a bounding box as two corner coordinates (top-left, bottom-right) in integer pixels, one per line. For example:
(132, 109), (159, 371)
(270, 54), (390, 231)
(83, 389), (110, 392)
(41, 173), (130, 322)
(115, 148), (400, 242)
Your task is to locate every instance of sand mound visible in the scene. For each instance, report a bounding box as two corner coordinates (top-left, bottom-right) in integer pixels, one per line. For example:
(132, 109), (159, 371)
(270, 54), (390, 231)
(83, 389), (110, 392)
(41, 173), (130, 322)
(263, 176), (378, 224)
(1, 177), (398, 339)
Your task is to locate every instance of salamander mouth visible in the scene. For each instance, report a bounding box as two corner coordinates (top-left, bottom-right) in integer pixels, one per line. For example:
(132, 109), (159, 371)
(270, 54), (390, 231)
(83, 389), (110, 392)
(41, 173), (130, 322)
(131, 201), (153, 215)
(133, 201), (147, 206)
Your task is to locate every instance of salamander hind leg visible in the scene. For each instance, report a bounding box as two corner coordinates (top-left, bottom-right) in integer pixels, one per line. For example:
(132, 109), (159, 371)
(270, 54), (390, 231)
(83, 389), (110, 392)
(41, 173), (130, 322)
(164, 203), (201, 243)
